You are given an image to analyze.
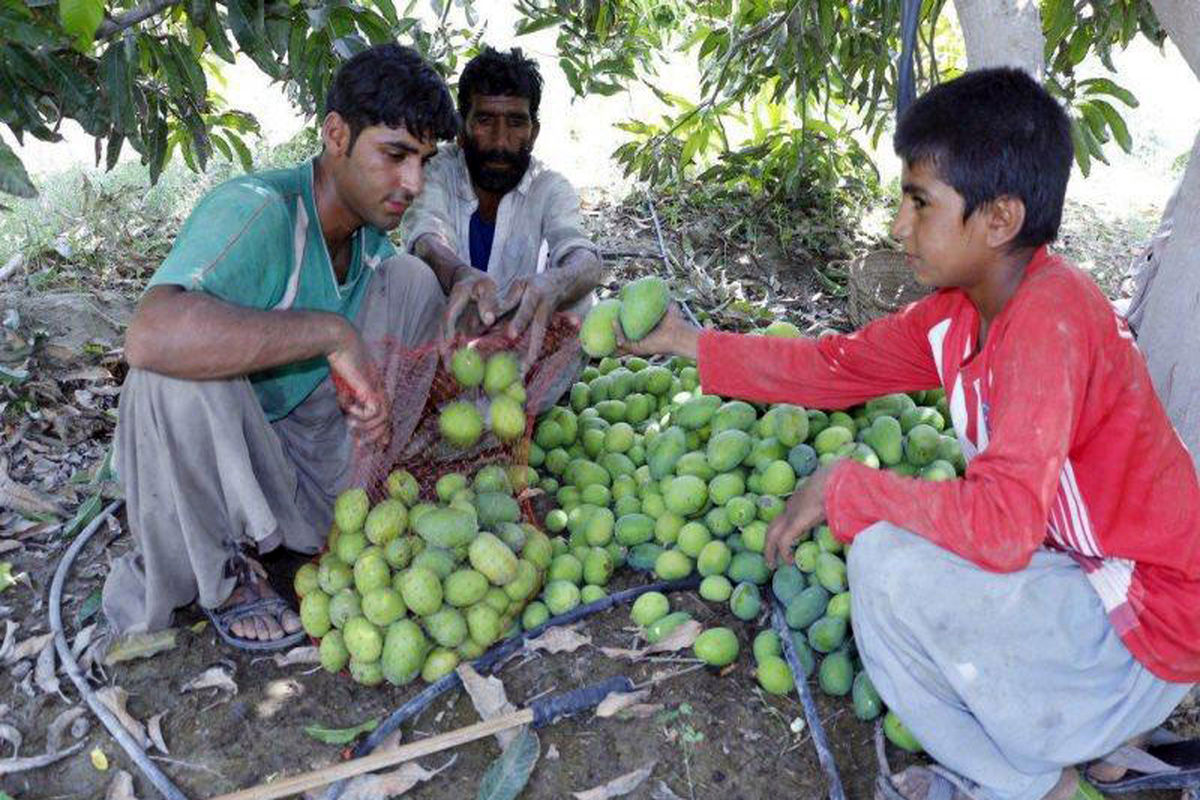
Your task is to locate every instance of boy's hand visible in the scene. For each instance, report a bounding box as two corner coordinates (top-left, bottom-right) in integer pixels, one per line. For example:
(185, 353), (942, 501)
(615, 304), (701, 360)
(328, 327), (392, 449)
(764, 465), (836, 568)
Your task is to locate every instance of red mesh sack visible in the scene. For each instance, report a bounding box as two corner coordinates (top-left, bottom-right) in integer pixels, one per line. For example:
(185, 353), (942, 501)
(340, 313), (584, 503)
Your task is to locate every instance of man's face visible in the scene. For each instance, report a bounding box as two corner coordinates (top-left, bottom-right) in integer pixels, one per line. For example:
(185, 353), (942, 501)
(325, 118), (436, 231)
(890, 159), (993, 289)
(460, 94), (538, 194)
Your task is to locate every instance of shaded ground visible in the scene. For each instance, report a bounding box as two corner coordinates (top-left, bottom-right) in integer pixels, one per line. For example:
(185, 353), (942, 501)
(0, 190), (1195, 800)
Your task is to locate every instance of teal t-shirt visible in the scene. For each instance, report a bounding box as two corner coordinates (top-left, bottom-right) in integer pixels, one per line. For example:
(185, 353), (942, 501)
(148, 159), (396, 421)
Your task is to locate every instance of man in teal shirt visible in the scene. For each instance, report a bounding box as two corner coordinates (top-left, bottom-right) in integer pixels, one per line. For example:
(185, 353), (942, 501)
(102, 45), (458, 648)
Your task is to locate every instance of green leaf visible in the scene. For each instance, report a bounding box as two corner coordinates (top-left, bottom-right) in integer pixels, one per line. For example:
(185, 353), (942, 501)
(0, 139), (36, 198)
(1090, 98), (1132, 153)
(63, 491), (102, 539)
(1080, 77), (1138, 108)
(75, 587), (102, 626)
(58, 0), (103, 50)
(1069, 117), (1091, 177)
(515, 14), (558, 36)
(304, 718), (379, 745)
(476, 729), (539, 800)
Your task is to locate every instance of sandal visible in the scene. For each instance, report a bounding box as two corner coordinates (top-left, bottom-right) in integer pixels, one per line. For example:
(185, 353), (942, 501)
(1088, 729), (1200, 794)
(204, 595), (306, 652)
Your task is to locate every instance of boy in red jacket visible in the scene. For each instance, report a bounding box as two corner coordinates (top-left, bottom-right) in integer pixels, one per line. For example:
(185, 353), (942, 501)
(624, 68), (1198, 800)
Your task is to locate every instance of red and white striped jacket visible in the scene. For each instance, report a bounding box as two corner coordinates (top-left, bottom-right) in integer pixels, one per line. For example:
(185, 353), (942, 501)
(698, 247), (1200, 682)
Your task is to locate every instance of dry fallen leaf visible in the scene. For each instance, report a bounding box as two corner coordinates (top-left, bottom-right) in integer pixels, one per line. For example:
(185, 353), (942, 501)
(455, 664), (519, 749)
(599, 621), (703, 661)
(104, 630), (179, 666)
(650, 780), (686, 800)
(0, 620), (16, 661)
(94, 687), (150, 748)
(3, 632), (53, 665)
(0, 723), (21, 757)
(339, 756), (456, 800)
(594, 689), (662, 720)
(71, 623), (98, 659)
(181, 666), (237, 698)
(46, 707), (86, 753)
(252, 646), (320, 668)
(90, 746), (109, 771)
(106, 768), (139, 800)
(545, 744), (560, 761)
(146, 712), (169, 755)
(573, 762), (657, 800)
(0, 742), (84, 775)
(525, 626), (592, 655)
(35, 639), (62, 698)
(256, 679), (304, 719)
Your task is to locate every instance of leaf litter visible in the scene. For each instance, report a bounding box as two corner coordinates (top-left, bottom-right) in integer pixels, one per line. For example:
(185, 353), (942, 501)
(573, 762), (657, 799)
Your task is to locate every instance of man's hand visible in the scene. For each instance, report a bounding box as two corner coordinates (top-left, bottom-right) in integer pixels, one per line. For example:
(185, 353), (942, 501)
(441, 269), (500, 361)
(763, 465), (837, 568)
(614, 303), (702, 360)
(502, 273), (564, 370)
(327, 327), (391, 449)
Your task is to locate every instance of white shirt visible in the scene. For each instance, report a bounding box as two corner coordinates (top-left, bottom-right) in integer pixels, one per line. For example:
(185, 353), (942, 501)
(401, 143), (599, 298)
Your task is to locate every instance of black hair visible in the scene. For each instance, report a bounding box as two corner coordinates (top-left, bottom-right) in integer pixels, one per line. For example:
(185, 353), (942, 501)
(457, 47), (543, 125)
(894, 67), (1073, 249)
(324, 44), (458, 150)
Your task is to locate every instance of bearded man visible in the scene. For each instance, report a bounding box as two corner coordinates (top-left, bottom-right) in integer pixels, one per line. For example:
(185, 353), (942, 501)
(402, 46), (603, 368)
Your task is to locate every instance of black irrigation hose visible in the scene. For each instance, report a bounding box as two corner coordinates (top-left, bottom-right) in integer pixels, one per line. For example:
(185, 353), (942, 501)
(323, 573), (703, 800)
(49, 499), (192, 800)
(770, 593), (847, 800)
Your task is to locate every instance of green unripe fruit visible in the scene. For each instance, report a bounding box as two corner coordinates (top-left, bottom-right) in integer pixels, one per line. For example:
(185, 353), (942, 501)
(725, 495), (757, 527)
(664, 475), (708, 516)
(293, 563), (320, 598)
(699, 574), (733, 602)
(489, 395), (527, 442)
(545, 508), (568, 533)
(676, 522), (712, 558)
(579, 585), (605, 603)
(548, 553), (584, 584)
(645, 611), (692, 644)
(440, 401), (484, 448)
(693, 626), (739, 667)
(425, 607), (469, 648)
(384, 536), (416, 570)
(353, 552), (390, 594)
(697, 540), (732, 576)
(335, 530), (368, 565)
(618, 275), (669, 340)
(451, 346), (485, 388)
(469, 532), (520, 585)
(544, 580), (582, 615)
(334, 488), (370, 535)
(583, 547), (614, 586)
(579, 298), (622, 358)
(422, 648), (460, 682)
(729, 581), (762, 621)
(329, 588), (361, 629)
(361, 587), (405, 627)
(381, 619), (427, 685)
(653, 548), (693, 581)
(708, 472), (746, 506)
(386, 469), (421, 506)
(299, 590), (332, 638)
(343, 616), (384, 663)
(522, 601), (550, 630)
(483, 351), (520, 397)
(760, 460), (797, 496)
(654, 512), (685, 545)
(741, 520), (768, 553)
(435, 473), (469, 503)
(630, 591), (670, 627)
(467, 603), (503, 647)
(399, 566), (443, 617)
(319, 629), (348, 673)
(349, 658), (384, 686)
(757, 655), (795, 695)
(752, 630), (782, 663)
(444, 569), (489, 607)
(318, 556), (354, 595)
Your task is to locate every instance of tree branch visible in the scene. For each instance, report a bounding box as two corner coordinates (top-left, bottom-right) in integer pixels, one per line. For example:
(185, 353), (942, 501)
(96, 0), (185, 41)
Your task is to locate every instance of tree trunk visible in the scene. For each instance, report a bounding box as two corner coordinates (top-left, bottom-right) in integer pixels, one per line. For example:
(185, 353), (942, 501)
(1125, 1), (1200, 463)
(952, 0), (1044, 77)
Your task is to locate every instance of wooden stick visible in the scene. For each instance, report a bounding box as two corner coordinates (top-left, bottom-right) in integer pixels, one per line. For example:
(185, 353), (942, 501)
(209, 708), (534, 800)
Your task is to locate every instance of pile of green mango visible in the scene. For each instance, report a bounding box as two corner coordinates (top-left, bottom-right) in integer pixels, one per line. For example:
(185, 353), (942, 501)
(295, 464), (552, 687)
(523, 336), (954, 751)
(439, 348), (528, 449)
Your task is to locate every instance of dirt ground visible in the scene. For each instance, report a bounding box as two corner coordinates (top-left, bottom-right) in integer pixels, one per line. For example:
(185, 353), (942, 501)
(0, 197), (1196, 800)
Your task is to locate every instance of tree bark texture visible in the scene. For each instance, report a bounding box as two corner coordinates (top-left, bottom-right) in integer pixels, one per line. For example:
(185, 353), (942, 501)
(952, 0), (1044, 77)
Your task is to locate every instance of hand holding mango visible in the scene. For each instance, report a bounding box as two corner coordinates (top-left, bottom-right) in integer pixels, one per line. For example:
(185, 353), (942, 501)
(763, 464), (835, 568)
(579, 276), (699, 360)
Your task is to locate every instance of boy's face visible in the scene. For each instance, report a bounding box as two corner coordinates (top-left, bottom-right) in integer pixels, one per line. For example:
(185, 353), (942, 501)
(323, 116), (437, 231)
(891, 159), (994, 289)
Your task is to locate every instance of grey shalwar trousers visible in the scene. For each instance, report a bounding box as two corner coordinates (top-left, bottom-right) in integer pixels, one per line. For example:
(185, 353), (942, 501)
(102, 255), (444, 634)
(849, 522), (1193, 800)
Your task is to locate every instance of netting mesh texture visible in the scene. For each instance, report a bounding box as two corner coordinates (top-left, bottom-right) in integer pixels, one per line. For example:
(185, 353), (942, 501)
(339, 313), (584, 504)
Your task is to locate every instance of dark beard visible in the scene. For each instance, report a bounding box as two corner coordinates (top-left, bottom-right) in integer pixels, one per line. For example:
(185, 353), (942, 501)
(462, 138), (532, 194)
